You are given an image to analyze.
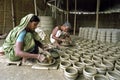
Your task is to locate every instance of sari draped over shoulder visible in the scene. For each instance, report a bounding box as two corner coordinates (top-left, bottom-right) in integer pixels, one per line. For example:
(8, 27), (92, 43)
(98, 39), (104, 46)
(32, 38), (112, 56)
(3, 14), (41, 61)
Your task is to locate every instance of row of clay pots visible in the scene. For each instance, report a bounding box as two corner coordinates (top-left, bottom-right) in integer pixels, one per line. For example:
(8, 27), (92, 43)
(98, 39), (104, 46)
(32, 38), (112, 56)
(63, 65), (120, 80)
(79, 27), (120, 43)
(61, 60), (119, 78)
(59, 38), (120, 80)
(75, 39), (120, 52)
(60, 52), (119, 70)
(59, 59), (120, 80)
(61, 61), (119, 80)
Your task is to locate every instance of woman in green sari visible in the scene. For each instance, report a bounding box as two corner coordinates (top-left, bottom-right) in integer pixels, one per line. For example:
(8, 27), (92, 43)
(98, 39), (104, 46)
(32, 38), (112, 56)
(2, 14), (46, 63)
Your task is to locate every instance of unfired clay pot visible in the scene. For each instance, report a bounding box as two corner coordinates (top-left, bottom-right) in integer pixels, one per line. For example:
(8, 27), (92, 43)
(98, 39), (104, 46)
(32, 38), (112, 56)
(64, 67), (78, 80)
(92, 74), (109, 80)
(106, 71), (120, 80)
(73, 62), (85, 73)
(60, 60), (71, 70)
(83, 66), (97, 80)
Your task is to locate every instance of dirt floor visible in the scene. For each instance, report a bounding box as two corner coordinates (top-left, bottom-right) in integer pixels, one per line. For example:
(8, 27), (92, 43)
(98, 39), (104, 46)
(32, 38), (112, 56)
(0, 63), (66, 80)
(0, 39), (67, 80)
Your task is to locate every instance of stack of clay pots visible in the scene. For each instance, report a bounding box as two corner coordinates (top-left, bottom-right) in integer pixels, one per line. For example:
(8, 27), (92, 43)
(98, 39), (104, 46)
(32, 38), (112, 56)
(88, 28), (93, 40)
(84, 27), (89, 39)
(100, 29), (106, 42)
(92, 29), (98, 40)
(106, 29), (112, 43)
(111, 30), (120, 43)
(97, 29), (101, 41)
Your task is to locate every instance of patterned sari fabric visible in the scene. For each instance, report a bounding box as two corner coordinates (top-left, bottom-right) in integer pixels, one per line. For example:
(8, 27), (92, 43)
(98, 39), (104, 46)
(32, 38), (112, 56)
(3, 14), (41, 61)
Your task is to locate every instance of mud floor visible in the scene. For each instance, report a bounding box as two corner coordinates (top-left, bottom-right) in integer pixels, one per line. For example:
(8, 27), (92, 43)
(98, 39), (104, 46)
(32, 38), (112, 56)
(0, 63), (67, 80)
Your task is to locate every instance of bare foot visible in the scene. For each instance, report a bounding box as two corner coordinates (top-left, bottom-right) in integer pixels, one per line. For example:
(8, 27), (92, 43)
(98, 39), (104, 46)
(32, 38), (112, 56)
(0, 33), (7, 39)
(0, 52), (4, 56)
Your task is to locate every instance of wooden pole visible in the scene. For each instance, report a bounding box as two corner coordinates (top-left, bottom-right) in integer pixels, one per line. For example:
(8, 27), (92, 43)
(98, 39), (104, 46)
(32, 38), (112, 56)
(2, 0), (6, 34)
(11, 0), (15, 28)
(96, 0), (100, 29)
(73, 0), (77, 35)
(66, 0), (69, 22)
(34, 0), (37, 15)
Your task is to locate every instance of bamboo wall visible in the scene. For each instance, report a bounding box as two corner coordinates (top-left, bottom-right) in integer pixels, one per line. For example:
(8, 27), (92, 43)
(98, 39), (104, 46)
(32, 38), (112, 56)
(0, 0), (35, 34)
(0, 0), (12, 34)
(0, 0), (120, 34)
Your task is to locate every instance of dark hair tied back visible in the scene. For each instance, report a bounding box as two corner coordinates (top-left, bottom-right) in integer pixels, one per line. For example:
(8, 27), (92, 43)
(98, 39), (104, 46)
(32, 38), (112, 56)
(30, 15), (40, 22)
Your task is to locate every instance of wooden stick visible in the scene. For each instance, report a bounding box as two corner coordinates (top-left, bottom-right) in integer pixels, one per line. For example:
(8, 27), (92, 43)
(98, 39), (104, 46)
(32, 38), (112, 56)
(11, 0), (15, 28)
(2, 0), (6, 34)
(47, 2), (66, 13)
(55, 0), (56, 18)
(34, 0), (37, 15)
(73, 0), (77, 35)
(96, 0), (100, 29)
(66, 0), (69, 22)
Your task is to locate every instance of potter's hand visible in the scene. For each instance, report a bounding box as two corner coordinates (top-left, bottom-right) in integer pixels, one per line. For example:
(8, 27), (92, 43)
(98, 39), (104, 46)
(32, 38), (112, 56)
(43, 51), (51, 56)
(37, 54), (46, 62)
(60, 39), (66, 42)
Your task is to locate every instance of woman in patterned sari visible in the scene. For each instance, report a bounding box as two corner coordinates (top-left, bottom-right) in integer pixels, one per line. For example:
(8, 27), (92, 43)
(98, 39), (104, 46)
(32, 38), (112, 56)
(2, 14), (47, 63)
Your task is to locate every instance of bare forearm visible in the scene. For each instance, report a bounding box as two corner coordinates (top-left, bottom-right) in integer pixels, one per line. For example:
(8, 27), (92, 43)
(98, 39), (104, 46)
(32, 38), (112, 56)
(15, 51), (38, 59)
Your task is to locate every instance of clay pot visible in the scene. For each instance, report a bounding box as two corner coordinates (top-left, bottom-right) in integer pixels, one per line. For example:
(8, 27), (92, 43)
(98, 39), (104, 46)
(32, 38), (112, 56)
(92, 56), (102, 63)
(83, 53), (93, 59)
(82, 59), (94, 66)
(71, 53), (80, 58)
(66, 50), (74, 55)
(83, 66), (97, 80)
(92, 74), (109, 80)
(94, 63), (107, 75)
(60, 54), (70, 61)
(60, 60), (71, 70)
(114, 66), (120, 74)
(69, 56), (79, 64)
(73, 62), (85, 73)
(106, 71), (120, 80)
(64, 67), (78, 80)
(103, 57), (115, 64)
(116, 59), (120, 66)
(101, 60), (114, 71)
(94, 53), (103, 58)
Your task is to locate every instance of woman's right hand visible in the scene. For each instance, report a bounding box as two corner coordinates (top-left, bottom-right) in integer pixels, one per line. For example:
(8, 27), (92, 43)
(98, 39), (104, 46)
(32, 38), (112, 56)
(60, 39), (65, 42)
(37, 54), (46, 62)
